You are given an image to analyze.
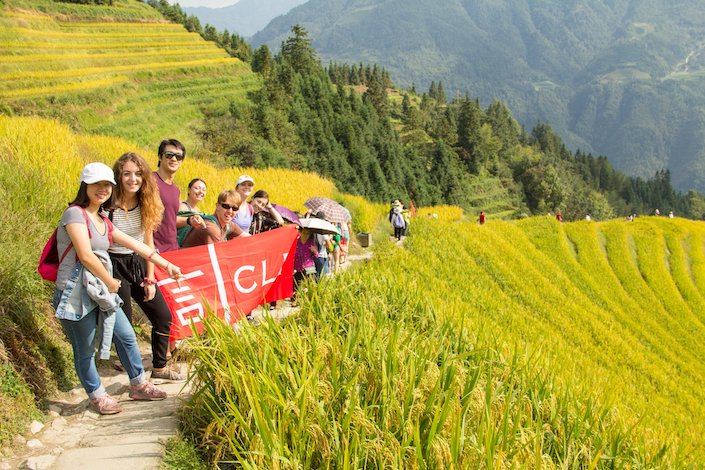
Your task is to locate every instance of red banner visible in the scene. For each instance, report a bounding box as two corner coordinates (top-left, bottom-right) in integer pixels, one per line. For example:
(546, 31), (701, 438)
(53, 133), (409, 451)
(154, 225), (299, 340)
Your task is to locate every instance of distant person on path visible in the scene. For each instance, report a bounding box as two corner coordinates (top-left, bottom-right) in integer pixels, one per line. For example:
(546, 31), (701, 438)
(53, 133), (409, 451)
(478, 211), (486, 225)
(108, 153), (183, 382)
(389, 199), (405, 240)
(177, 178), (207, 247)
(312, 213), (333, 279)
(249, 189), (285, 235)
(585, 214), (591, 222)
(555, 210), (563, 223)
(655, 208), (661, 216)
(153, 139), (205, 252)
(233, 175), (255, 232)
(669, 210), (674, 218)
(53, 162), (183, 414)
(181, 190), (248, 247)
(330, 224), (342, 274)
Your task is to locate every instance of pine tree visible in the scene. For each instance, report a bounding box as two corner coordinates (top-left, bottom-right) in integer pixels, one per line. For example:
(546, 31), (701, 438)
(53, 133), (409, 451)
(252, 45), (272, 77)
(281, 25), (317, 73)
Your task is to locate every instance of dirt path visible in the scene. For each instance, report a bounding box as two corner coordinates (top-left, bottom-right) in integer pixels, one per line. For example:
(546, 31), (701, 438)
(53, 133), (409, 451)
(1, 250), (374, 470)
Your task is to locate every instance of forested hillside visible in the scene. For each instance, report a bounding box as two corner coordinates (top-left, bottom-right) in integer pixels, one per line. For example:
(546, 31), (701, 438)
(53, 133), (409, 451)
(251, 0), (705, 193)
(202, 25), (705, 220)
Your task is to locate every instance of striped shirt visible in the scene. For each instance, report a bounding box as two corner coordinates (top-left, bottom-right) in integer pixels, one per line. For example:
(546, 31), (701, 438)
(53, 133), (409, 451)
(108, 205), (144, 255)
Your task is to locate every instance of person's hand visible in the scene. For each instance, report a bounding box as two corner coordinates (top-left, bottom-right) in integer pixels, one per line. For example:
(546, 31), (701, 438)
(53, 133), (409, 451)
(144, 284), (156, 302)
(190, 214), (207, 229)
(108, 278), (121, 294)
(167, 263), (184, 287)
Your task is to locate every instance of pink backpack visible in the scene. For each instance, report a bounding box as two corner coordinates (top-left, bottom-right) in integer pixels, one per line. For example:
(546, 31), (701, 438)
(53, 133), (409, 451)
(37, 207), (113, 282)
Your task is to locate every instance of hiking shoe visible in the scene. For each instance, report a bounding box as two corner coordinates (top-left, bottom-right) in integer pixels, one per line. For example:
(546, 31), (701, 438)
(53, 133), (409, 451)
(91, 394), (122, 415)
(129, 381), (167, 401)
(151, 367), (185, 382)
(113, 360), (124, 372)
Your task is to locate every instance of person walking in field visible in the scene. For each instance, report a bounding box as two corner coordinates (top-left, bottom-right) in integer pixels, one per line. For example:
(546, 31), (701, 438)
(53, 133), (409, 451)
(389, 199), (405, 240)
(153, 139), (205, 253)
(180, 190), (249, 247)
(478, 211), (486, 225)
(108, 153), (184, 382)
(555, 210), (563, 223)
(53, 162), (183, 414)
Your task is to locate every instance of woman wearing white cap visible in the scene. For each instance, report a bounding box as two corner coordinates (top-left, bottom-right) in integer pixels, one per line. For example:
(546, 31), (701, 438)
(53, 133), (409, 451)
(233, 174), (255, 232)
(53, 162), (184, 415)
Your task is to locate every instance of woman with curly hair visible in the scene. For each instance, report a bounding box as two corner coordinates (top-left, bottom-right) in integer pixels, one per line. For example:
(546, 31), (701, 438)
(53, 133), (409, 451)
(109, 152), (183, 381)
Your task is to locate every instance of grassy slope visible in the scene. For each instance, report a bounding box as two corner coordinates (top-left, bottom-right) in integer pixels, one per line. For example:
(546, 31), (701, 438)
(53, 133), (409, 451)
(181, 216), (705, 466)
(0, 0), (260, 149)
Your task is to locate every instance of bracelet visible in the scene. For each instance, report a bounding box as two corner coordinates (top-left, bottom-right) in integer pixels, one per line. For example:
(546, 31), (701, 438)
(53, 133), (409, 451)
(147, 249), (158, 261)
(186, 216), (193, 226)
(141, 278), (156, 287)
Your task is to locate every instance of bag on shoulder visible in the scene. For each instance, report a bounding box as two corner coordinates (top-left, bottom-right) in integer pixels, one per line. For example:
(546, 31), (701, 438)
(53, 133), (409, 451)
(37, 207), (113, 282)
(392, 212), (405, 228)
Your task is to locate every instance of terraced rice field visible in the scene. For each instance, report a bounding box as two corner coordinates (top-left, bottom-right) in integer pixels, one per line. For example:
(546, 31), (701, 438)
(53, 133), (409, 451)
(0, 0), (260, 147)
(181, 216), (705, 466)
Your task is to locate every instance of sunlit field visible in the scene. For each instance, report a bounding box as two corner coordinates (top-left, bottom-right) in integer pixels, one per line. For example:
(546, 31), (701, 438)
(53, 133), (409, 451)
(180, 216), (705, 467)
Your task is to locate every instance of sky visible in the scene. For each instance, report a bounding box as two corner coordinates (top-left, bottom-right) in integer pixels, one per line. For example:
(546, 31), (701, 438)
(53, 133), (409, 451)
(171, 0), (239, 8)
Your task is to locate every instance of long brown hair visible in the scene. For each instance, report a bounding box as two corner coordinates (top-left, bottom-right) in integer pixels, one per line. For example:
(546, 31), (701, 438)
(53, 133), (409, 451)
(112, 152), (163, 232)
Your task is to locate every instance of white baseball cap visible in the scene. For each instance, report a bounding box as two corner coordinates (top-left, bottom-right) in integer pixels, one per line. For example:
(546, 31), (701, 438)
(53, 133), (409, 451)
(236, 174), (255, 186)
(80, 162), (116, 185)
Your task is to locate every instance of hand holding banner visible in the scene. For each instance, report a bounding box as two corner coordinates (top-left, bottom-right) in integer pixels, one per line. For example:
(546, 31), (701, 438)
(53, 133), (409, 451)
(154, 225), (299, 339)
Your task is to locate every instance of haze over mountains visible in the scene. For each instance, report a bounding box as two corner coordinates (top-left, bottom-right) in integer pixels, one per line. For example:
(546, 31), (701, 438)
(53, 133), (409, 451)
(250, 0), (705, 193)
(182, 0), (306, 37)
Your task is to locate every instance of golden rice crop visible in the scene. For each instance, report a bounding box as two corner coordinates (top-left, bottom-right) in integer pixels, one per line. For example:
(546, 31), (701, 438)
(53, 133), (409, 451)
(0, 48), (225, 64)
(180, 216), (705, 466)
(0, 75), (129, 98)
(0, 57), (234, 82)
(416, 204), (464, 221)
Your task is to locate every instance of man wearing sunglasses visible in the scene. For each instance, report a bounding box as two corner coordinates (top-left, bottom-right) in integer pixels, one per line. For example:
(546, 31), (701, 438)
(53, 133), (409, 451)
(153, 139), (206, 252)
(181, 190), (250, 248)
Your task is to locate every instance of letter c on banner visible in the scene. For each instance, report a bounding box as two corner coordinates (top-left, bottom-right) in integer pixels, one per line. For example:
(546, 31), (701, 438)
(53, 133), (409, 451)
(234, 265), (257, 293)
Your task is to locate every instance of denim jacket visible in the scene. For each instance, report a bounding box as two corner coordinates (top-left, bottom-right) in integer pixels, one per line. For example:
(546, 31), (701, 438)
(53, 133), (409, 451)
(55, 251), (123, 359)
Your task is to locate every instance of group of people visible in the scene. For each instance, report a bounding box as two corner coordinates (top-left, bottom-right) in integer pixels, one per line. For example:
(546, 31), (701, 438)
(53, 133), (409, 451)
(53, 138), (346, 415)
(388, 199), (411, 240)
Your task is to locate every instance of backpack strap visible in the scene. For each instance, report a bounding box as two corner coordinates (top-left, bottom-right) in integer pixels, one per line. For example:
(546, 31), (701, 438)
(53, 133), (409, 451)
(75, 205), (114, 245)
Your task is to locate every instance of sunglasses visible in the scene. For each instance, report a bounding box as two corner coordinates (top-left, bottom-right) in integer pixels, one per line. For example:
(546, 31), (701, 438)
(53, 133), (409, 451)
(219, 202), (238, 211)
(163, 151), (185, 161)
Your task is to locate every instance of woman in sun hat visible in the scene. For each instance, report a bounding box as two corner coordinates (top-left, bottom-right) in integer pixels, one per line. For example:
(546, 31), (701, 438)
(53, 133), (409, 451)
(233, 174), (255, 232)
(53, 162), (184, 415)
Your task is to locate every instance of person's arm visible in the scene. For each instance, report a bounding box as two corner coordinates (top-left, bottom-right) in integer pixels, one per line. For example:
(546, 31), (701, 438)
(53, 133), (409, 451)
(67, 222), (120, 293)
(112, 229), (183, 281)
(267, 203), (285, 226)
(177, 213), (206, 229)
(143, 230), (157, 301)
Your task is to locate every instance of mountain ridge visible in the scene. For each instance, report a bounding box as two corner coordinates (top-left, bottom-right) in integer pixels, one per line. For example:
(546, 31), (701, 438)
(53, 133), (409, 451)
(182, 0), (306, 37)
(251, 0), (705, 192)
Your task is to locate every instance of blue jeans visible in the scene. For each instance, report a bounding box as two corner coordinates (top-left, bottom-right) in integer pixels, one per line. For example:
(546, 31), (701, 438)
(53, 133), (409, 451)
(314, 256), (328, 280)
(54, 290), (145, 399)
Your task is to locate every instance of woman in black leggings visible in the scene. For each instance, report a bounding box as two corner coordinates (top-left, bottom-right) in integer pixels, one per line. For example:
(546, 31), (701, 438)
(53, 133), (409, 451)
(109, 152), (183, 381)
